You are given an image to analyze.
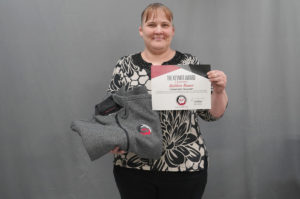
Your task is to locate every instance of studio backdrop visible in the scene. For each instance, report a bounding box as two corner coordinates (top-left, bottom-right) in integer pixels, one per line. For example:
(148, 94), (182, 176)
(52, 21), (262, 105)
(0, 0), (299, 198)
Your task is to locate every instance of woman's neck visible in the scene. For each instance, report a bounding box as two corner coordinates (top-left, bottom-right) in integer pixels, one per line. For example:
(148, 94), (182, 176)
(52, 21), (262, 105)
(141, 48), (176, 65)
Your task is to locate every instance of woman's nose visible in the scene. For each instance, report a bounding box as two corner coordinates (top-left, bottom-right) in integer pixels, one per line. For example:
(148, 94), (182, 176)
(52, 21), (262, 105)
(154, 25), (163, 33)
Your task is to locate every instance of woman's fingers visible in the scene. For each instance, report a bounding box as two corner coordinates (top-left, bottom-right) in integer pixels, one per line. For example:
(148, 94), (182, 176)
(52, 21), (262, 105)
(207, 70), (226, 84)
(207, 70), (227, 93)
(110, 146), (126, 154)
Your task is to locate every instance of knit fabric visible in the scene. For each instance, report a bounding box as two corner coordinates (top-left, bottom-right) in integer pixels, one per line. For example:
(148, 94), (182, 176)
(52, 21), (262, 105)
(71, 86), (163, 160)
(107, 51), (219, 172)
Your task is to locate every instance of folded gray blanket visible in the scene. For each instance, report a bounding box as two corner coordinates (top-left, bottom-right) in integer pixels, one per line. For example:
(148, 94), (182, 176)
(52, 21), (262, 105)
(70, 86), (163, 161)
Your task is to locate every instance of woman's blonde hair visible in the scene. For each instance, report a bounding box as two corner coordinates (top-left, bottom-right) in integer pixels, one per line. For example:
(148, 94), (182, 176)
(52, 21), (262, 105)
(141, 3), (173, 24)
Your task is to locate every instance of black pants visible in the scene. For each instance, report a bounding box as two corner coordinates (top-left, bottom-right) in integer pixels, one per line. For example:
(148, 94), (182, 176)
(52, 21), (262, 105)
(113, 165), (207, 199)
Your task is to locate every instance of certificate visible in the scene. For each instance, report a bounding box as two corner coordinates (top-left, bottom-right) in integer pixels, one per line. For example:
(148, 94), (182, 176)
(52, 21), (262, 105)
(151, 64), (211, 110)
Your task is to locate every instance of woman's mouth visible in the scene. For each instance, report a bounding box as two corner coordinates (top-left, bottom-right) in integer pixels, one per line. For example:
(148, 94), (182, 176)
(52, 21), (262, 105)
(153, 36), (164, 41)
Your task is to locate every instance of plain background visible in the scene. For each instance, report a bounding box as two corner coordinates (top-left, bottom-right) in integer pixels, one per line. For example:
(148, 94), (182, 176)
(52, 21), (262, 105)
(0, 0), (299, 198)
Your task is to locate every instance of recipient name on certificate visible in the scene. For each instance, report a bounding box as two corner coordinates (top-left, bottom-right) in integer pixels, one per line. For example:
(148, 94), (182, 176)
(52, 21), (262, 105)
(151, 64), (211, 110)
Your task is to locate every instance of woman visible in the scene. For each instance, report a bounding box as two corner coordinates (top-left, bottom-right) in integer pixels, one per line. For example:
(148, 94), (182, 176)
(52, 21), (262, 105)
(108, 3), (228, 199)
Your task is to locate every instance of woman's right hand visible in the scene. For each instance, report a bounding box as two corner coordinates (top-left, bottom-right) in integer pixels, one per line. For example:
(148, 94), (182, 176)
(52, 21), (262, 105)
(110, 146), (126, 154)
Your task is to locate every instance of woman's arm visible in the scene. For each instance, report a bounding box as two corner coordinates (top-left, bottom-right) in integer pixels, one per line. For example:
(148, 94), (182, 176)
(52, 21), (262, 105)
(207, 70), (228, 118)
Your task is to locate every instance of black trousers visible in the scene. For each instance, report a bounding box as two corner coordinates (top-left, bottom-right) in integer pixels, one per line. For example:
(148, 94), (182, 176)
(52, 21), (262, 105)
(113, 165), (207, 199)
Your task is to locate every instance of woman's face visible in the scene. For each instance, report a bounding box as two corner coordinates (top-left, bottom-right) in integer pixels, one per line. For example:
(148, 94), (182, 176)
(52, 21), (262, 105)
(139, 9), (174, 54)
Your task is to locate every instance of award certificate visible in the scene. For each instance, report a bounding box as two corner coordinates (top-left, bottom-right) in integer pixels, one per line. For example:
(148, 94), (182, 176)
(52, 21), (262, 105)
(151, 65), (211, 110)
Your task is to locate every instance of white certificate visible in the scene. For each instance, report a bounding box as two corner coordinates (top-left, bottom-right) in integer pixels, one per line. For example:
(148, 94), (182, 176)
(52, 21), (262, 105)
(151, 65), (211, 110)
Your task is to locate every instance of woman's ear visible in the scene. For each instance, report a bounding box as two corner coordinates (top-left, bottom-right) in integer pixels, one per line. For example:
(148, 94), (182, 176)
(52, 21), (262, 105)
(139, 26), (143, 37)
(172, 25), (175, 35)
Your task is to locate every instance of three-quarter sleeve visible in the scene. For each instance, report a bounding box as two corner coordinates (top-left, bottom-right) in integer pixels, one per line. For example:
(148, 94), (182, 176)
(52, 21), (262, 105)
(196, 109), (218, 122)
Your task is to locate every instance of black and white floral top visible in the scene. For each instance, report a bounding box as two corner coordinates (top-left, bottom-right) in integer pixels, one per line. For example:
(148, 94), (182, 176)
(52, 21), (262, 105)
(108, 51), (217, 172)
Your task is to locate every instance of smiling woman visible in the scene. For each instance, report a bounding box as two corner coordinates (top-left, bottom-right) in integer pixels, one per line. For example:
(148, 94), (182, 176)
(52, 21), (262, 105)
(108, 3), (228, 199)
(139, 5), (175, 60)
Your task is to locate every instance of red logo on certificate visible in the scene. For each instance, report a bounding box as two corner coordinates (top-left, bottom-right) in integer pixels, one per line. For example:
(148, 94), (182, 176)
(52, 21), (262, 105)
(176, 95), (187, 106)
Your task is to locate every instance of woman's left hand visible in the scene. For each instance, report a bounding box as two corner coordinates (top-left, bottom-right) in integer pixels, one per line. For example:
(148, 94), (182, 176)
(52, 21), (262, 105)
(207, 70), (227, 94)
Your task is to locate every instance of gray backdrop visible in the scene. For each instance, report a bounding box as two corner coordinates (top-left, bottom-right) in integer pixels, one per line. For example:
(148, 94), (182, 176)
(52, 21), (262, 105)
(1, 0), (299, 198)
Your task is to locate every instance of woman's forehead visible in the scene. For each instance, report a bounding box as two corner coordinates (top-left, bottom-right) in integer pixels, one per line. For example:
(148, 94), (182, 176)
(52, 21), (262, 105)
(146, 16), (171, 23)
(143, 9), (172, 23)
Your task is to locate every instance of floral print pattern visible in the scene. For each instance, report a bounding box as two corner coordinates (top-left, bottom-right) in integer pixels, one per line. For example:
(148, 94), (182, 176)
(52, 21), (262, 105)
(107, 51), (217, 171)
